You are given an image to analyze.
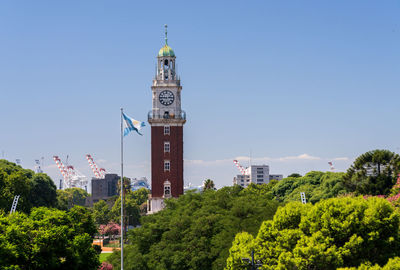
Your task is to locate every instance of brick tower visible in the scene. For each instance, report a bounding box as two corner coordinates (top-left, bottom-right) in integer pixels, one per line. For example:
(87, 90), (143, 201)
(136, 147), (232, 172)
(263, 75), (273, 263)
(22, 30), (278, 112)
(148, 25), (186, 214)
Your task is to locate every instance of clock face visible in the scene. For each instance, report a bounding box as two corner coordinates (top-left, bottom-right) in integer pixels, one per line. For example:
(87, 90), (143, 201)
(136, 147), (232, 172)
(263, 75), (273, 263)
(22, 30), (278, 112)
(159, 90), (175, 106)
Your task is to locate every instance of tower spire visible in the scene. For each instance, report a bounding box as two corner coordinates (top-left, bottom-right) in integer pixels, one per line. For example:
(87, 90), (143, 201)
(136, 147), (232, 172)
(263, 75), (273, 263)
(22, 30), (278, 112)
(164, 24), (168, 45)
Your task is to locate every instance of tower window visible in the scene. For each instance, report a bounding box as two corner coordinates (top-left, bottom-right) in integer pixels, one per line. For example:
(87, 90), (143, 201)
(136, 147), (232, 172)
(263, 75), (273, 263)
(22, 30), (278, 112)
(164, 125), (170, 135)
(164, 160), (170, 171)
(164, 142), (170, 153)
(164, 59), (169, 65)
(163, 180), (171, 198)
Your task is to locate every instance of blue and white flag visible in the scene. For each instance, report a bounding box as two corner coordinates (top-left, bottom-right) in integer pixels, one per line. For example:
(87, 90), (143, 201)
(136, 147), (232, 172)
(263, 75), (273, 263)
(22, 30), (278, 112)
(123, 113), (145, 136)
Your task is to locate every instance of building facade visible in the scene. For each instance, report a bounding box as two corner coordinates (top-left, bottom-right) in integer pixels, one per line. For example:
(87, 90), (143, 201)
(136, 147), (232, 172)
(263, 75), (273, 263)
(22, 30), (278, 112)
(233, 165), (283, 187)
(90, 173), (120, 204)
(148, 26), (186, 214)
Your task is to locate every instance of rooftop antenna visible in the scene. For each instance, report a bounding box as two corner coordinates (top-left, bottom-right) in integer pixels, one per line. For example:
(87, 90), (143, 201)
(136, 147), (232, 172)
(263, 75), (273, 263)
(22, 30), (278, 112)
(164, 24), (168, 45)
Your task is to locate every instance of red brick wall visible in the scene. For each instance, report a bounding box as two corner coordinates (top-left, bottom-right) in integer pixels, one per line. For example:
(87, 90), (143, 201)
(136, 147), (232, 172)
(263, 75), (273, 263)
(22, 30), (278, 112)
(151, 126), (184, 198)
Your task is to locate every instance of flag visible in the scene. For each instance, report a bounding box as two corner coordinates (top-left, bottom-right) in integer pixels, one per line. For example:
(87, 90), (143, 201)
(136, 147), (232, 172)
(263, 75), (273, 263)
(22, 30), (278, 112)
(123, 113), (145, 136)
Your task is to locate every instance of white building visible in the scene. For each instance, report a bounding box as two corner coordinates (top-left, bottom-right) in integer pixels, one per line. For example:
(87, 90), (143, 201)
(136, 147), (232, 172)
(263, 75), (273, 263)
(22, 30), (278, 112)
(233, 165), (283, 188)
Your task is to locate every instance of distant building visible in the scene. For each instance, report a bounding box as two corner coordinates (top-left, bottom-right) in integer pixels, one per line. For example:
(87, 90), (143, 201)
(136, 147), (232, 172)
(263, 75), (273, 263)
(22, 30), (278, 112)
(233, 165), (283, 188)
(90, 174), (120, 204)
(184, 183), (203, 193)
(269, 174), (283, 181)
(131, 177), (150, 191)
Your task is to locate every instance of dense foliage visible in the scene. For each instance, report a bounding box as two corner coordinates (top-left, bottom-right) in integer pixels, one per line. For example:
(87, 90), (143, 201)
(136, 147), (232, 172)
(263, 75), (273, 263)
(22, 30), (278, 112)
(203, 179), (216, 191)
(226, 197), (400, 269)
(56, 188), (90, 210)
(0, 206), (99, 270)
(0, 160), (57, 213)
(93, 200), (112, 225)
(270, 171), (347, 203)
(338, 257), (400, 269)
(110, 188), (149, 227)
(108, 185), (280, 270)
(344, 150), (400, 195)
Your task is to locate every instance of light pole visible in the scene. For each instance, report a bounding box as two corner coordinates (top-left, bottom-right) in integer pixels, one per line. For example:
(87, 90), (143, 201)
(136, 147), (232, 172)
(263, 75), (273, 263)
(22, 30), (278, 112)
(242, 250), (263, 270)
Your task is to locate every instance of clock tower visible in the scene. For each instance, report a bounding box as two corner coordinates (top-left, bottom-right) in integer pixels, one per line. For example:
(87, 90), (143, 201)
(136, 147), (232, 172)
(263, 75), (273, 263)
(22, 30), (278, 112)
(148, 25), (186, 214)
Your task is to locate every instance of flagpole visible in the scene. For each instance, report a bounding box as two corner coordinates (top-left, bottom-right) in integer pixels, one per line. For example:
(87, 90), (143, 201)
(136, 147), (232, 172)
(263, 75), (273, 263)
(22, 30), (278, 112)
(120, 108), (124, 270)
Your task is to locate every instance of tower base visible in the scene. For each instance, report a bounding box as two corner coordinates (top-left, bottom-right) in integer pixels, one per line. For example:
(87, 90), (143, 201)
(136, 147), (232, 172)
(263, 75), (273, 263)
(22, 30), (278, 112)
(147, 196), (165, 214)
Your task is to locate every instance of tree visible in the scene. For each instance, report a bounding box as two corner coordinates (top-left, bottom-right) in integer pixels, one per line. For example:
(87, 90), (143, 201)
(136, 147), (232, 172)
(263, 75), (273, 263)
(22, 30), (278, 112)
(110, 188), (149, 227)
(111, 192), (141, 227)
(270, 171), (347, 203)
(108, 184), (280, 270)
(226, 197), (400, 269)
(0, 160), (58, 213)
(131, 188), (149, 205)
(68, 205), (97, 236)
(93, 200), (111, 225)
(203, 179), (216, 191)
(0, 207), (100, 269)
(99, 262), (113, 270)
(3, 170), (32, 213)
(344, 150), (400, 195)
(99, 222), (121, 239)
(56, 188), (89, 210)
(288, 173), (302, 178)
(30, 173), (57, 207)
(338, 257), (400, 269)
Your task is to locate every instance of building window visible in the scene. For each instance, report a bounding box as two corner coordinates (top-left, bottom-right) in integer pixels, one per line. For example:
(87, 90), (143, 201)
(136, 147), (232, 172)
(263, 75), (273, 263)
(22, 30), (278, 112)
(164, 141), (170, 153)
(164, 125), (170, 135)
(164, 160), (170, 171)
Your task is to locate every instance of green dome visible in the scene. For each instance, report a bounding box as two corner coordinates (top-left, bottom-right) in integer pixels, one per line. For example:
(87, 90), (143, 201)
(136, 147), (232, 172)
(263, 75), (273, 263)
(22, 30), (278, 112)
(158, 44), (175, 57)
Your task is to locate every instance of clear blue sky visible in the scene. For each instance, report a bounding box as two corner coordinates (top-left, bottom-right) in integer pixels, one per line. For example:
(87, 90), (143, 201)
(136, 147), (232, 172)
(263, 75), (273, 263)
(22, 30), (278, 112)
(0, 1), (399, 188)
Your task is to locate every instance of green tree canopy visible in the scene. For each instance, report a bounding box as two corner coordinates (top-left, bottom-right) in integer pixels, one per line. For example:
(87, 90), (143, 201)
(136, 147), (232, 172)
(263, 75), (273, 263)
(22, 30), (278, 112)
(0, 160), (58, 213)
(203, 179), (216, 191)
(110, 188), (149, 227)
(56, 188), (89, 211)
(30, 173), (57, 208)
(0, 206), (99, 269)
(226, 197), (400, 270)
(93, 200), (111, 225)
(108, 184), (280, 270)
(344, 149), (400, 195)
(270, 171), (347, 203)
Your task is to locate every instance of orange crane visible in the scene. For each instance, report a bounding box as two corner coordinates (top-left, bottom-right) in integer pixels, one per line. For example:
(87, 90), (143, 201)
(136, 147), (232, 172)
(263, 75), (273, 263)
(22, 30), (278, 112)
(328, 161), (335, 172)
(86, 154), (106, 179)
(53, 155), (88, 190)
(233, 159), (248, 175)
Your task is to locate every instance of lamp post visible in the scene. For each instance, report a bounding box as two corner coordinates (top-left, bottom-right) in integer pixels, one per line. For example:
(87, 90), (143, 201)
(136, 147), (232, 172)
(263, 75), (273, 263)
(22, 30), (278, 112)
(242, 250), (263, 270)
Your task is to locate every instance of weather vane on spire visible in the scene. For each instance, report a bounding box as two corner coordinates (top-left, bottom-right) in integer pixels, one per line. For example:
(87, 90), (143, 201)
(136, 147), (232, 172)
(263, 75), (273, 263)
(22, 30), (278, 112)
(164, 24), (168, 45)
